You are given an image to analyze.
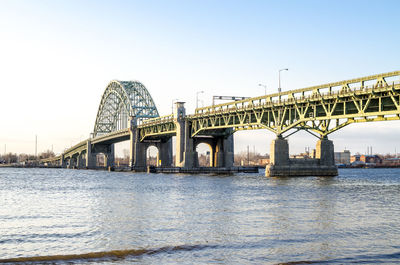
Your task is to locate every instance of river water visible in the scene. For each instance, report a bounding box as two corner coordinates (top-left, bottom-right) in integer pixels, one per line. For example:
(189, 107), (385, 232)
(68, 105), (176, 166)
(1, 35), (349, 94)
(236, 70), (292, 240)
(0, 168), (399, 264)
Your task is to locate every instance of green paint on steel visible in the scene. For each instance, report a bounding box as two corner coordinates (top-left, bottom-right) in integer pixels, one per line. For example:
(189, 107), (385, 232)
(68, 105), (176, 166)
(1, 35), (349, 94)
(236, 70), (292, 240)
(93, 80), (159, 137)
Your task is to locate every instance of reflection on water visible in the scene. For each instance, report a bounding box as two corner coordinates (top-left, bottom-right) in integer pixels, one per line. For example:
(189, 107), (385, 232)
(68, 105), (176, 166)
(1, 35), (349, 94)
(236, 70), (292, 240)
(0, 168), (400, 264)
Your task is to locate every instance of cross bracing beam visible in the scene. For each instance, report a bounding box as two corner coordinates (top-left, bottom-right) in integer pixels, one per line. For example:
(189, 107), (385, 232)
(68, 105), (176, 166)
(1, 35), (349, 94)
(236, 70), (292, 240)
(93, 80), (159, 137)
(189, 71), (400, 137)
(45, 71), (400, 165)
(138, 114), (176, 141)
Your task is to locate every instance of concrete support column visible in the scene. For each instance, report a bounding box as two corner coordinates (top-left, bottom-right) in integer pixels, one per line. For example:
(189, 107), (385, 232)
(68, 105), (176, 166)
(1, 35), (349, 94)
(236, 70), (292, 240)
(174, 102), (196, 168)
(209, 145), (215, 167)
(223, 134), (234, 168)
(77, 153), (85, 169)
(316, 137), (335, 166)
(266, 135), (337, 177)
(60, 154), (66, 168)
(129, 130), (146, 169)
(129, 117), (136, 169)
(158, 138), (173, 167)
(269, 136), (289, 166)
(175, 103), (186, 166)
(105, 144), (115, 168)
(129, 116), (146, 170)
(136, 142), (147, 168)
(86, 140), (96, 169)
(215, 138), (225, 167)
(192, 149), (199, 168)
(68, 157), (75, 169)
(182, 120), (196, 168)
(213, 133), (234, 168)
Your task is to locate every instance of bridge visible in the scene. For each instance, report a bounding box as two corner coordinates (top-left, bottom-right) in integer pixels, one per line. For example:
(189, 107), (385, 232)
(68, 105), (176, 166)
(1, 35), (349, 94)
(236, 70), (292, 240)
(42, 71), (400, 177)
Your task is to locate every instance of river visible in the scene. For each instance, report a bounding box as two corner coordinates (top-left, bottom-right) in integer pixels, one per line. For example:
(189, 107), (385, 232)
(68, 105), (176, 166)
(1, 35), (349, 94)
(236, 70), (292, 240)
(0, 168), (399, 264)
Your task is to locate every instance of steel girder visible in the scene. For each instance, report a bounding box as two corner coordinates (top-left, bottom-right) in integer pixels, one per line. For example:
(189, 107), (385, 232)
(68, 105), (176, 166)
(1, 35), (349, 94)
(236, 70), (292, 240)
(91, 128), (130, 144)
(190, 71), (400, 138)
(138, 115), (176, 141)
(93, 80), (159, 137)
(63, 140), (87, 158)
(41, 71), (400, 165)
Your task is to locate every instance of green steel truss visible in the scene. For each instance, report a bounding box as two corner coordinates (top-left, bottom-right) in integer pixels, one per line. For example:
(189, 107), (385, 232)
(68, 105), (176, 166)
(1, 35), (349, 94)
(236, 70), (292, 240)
(41, 71), (400, 164)
(138, 115), (176, 141)
(190, 71), (400, 138)
(93, 80), (159, 137)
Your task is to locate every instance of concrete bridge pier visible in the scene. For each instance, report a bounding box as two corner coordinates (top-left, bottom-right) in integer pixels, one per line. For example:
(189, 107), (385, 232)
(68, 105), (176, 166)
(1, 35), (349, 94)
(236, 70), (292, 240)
(157, 138), (173, 167)
(105, 145), (115, 168)
(174, 121), (197, 168)
(129, 123), (173, 169)
(316, 138), (335, 167)
(86, 140), (97, 169)
(129, 120), (146, 170)
(76, 152), (86, 169)
(174, 102), (234, 169)
(60, 154), (66, 168)
(130, 141), (146, 170)
(214, 134), (234, 168)
(67, 156), (76, 169)
(85, 140), (115, 169)
(174, 102), (197, 168)
(266, 136), (337, 177)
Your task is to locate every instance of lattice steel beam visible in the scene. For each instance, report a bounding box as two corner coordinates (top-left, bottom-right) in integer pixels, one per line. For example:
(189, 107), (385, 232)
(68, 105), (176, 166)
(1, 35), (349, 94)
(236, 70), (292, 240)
(93, 80), (159, 137)
(190, 71), (400, 138)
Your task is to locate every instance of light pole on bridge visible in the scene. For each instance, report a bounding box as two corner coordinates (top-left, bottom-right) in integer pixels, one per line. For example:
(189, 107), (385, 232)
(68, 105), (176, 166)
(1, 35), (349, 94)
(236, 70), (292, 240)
(278, 68), (288, 93)
(258, 83), (267, 95)
(196, 91), (204, 109)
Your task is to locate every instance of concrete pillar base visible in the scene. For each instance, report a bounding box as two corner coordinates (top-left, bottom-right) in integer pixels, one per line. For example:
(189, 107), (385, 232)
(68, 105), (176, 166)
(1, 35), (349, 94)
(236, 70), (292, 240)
(266, 164), (338, 177)
(266, 137), (338, 177)
(213, 133), (234, 168)
(181, 151), (197, 168)
(158, 138), (173, 167)
(86, 154), (97, 169)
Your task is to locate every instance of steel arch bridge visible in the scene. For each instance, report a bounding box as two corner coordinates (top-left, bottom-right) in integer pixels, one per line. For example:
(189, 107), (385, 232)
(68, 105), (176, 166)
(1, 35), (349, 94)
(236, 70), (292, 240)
(93, 80), (159, 137)
(41, 70), (400, 177)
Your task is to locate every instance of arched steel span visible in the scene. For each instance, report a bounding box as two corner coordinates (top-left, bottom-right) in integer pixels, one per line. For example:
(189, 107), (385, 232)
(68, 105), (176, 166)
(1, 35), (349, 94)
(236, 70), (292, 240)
(93, 80), (159, 137)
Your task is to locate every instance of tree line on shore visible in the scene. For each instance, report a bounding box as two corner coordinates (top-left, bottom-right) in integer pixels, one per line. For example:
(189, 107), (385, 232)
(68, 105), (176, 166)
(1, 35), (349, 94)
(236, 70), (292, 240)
(0, 150), (55, 164)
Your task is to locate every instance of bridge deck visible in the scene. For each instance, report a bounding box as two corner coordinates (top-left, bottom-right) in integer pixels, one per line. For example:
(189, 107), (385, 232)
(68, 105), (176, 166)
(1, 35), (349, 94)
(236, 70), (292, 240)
(41, 71), (400, 165)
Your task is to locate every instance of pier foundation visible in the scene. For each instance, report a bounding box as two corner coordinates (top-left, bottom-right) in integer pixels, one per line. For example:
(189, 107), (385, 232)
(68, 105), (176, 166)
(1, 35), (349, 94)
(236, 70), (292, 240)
(129, 116), (173, 170)
(266, 136), (338, 177)
(174, 102), (234, 169)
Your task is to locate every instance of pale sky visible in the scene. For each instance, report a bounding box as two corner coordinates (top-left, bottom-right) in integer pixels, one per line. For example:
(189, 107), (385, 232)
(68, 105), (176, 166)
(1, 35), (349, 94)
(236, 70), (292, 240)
(1, 0), (400, 156)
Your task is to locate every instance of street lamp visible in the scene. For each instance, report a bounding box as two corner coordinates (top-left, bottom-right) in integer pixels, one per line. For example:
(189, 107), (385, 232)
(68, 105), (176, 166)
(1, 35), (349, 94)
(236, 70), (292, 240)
(258, 83), (267, 95)
(196, 91), (204, 109)
(278, 68), (289, 93)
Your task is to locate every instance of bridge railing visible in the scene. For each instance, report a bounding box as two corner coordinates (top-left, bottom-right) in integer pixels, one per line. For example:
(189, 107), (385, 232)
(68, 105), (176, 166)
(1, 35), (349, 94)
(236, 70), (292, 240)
(193, 71), (400, 115)
(64, 140), (88, 155)
(92, 128), (129, 141)
(41, 155), (61, 163)
(139, 114), (174, 127)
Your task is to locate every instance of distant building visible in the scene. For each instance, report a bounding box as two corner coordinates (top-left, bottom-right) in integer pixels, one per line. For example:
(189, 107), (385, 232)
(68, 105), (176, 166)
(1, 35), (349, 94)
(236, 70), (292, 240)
(382, 157), (400, 166)
(360, 155), (382, 164)
(351, 154), (382, 165)
(259, 158), (270, 166)
(335, 150), (351, 165)
(351, 154), (362, 163)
